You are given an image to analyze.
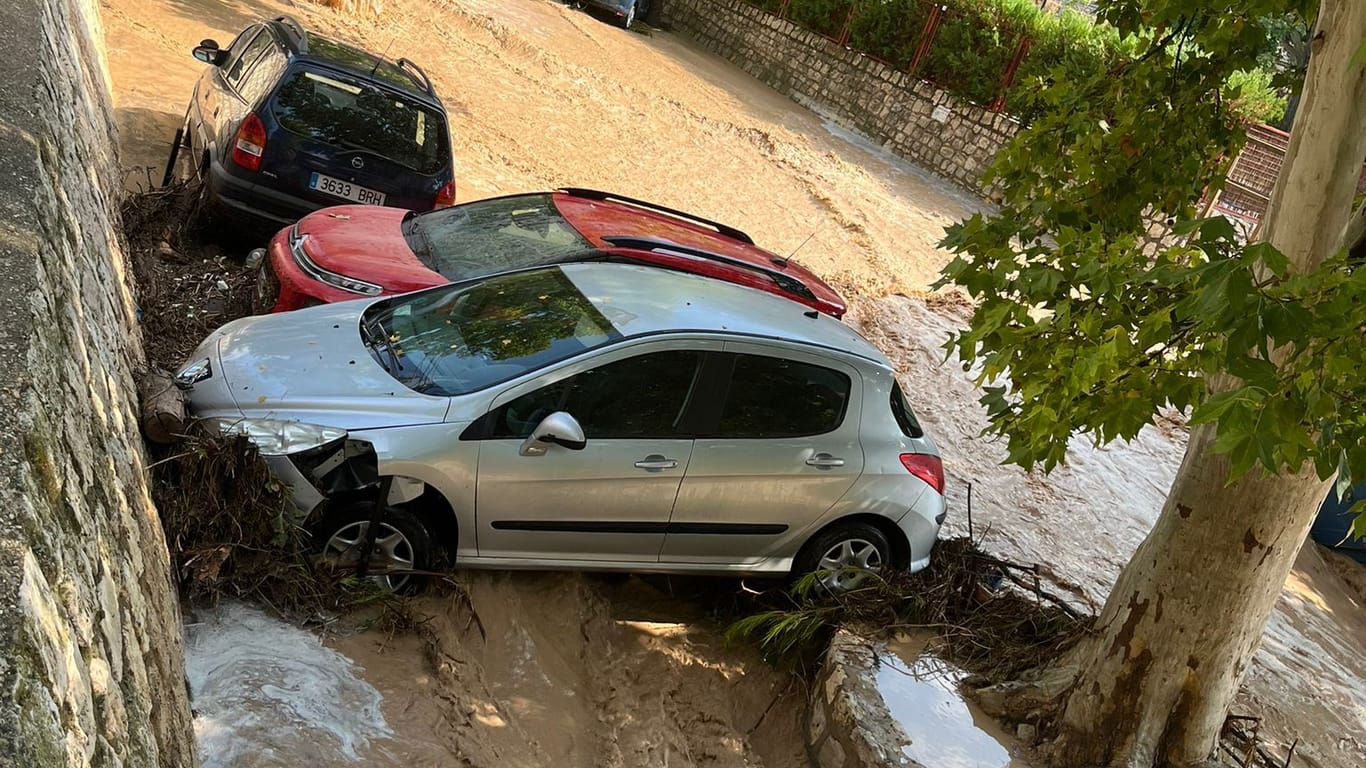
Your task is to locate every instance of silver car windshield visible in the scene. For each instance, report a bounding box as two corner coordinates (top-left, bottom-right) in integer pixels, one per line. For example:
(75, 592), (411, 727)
(361, 268), (621, 396)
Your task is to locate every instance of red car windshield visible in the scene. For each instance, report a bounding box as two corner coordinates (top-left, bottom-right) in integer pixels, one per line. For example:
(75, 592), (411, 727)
(403, 194), (593, 280)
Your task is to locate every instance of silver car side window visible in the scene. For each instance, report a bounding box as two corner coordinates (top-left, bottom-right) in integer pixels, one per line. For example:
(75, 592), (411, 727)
(713, 354), (851, 438)
(489, 351), (703, 439)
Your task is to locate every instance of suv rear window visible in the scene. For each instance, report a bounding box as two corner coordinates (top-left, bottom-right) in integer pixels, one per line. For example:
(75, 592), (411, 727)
(272, 69), (448, 174)
(890, 381), (925, 438)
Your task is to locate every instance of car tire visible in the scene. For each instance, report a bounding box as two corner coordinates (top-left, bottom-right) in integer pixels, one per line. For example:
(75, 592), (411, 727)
(622, 0), (635, 29)
(312, 502), (433, 593)
(162, 108), (193, 187)
(192, 157), (219, 230)
(253, 261), (280, 315)
(793, 521), (892, 594)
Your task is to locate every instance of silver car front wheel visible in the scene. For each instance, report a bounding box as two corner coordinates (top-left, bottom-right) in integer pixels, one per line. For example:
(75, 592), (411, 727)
(315, 505), (431, 593)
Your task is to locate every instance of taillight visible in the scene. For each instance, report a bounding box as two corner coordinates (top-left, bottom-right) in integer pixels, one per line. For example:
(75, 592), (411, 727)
(900, 453), (944, 495)
(232, 113), (267, 171)
(434, 179), (457, 208)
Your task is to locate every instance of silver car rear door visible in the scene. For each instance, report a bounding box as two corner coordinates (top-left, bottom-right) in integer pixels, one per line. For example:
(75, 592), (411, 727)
(660, 341), (865, 565)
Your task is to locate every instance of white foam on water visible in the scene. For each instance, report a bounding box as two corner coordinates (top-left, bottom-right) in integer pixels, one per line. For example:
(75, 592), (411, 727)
(184, 602), (394, 767)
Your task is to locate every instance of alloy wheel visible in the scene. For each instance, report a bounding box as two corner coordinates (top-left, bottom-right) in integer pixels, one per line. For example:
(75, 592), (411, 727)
(323, 520), (416, 592)
(816, 537), (884, 592)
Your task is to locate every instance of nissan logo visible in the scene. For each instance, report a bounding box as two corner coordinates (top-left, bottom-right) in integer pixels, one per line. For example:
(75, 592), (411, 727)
(351, 157), (364, 170)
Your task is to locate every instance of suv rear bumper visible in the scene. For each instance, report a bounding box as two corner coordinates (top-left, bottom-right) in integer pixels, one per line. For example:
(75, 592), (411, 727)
(208, 158), (320, 227)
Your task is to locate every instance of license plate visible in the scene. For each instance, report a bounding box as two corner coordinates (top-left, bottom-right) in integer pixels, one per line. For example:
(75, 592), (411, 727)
(308, 172), (386, 206)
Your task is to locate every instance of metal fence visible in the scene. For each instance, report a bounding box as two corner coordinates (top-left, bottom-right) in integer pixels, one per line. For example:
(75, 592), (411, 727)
(1206, 123), (1366, 235)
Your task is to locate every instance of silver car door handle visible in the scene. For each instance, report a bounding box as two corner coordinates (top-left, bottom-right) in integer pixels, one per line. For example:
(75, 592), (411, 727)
(634, 455), (679, 470)
(805, 453), (846, 468)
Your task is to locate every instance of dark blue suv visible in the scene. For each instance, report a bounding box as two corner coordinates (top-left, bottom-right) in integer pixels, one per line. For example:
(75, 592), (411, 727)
(167, 16), (456, 227)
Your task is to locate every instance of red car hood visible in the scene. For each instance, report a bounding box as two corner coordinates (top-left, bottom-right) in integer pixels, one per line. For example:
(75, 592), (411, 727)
(295, 205), (446, 295)
(552, 192), (847, 317)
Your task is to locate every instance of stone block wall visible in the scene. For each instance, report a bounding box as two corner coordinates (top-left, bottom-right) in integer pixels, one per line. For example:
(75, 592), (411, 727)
(665, 0), (1018, 194)
(0, 0), (195, 765)
(807, 631), (919, 768)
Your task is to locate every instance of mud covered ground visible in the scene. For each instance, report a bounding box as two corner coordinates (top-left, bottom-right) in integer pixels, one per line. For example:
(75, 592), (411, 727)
(105, 0), (1365, 765)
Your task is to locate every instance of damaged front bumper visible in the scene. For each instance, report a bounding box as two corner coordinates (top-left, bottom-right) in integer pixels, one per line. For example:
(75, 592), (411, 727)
(259, 436), (381, 518)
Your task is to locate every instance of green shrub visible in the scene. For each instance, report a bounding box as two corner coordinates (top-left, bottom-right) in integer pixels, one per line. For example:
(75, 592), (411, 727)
(847, 0), (932, 71)
(747, 0), (785, 15)
(1224, 68), (1288, 125)
(1007, 9), (1126, 118)
(785, 0), (854, 39)
(917, 0), (1039, 106)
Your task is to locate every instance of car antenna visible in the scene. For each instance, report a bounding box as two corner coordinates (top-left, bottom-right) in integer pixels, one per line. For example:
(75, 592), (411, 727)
(370, 35), (399, 77)
(775, 227), (821, 268)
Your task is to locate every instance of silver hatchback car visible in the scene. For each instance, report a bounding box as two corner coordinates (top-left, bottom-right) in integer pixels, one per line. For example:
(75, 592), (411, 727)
(177, 263), (947, 590)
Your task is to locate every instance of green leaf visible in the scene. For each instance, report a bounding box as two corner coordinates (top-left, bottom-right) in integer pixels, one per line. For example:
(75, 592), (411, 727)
(1337, 451), (1355, 502)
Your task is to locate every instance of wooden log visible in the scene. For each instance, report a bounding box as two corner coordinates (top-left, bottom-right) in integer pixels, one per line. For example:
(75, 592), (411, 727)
(138, 370), (187, 444)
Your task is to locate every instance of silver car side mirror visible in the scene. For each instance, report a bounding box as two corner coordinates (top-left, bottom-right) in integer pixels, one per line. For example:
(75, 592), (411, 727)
(519, 411), (587, 456)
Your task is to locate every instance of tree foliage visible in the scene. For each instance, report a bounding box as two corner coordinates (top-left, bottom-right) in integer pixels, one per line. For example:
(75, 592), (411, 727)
(935, 0), (1364, 519)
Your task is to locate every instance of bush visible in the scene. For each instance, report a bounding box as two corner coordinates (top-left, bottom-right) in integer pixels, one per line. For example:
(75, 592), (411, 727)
(847, 0), (932, 71)
(785, 0), (853, 39)
(1224, 68), (1288, 125)
(1007, 8), (1129, 118)
(918, 0), (1038, 106)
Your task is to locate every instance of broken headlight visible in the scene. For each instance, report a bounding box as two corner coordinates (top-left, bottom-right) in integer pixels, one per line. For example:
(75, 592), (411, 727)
(175, 358), (212, 387)
(204, 417), (347, 457)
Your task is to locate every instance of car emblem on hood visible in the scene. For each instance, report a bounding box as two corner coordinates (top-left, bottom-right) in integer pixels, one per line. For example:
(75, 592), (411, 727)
(351, 157), (364, 169)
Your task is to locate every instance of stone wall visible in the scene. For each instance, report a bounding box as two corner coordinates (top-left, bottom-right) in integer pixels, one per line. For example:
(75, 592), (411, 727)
(665, 0), (1017, 194)
(807, 631), (918, 768)
(0, 0), (195, 765)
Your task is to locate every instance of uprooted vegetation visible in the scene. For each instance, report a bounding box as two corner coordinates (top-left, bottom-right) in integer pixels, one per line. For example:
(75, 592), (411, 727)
(726, 536), (1090, 681)
(123, 184), (418, 619)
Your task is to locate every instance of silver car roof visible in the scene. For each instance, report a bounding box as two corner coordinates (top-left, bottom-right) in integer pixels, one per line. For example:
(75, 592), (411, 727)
(559, 263), (888, 365)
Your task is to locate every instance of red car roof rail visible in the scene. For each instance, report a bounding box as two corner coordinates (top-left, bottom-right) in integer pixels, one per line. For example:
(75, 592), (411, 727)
(601, 235), (814, 301)
(559, 188), (756, 245)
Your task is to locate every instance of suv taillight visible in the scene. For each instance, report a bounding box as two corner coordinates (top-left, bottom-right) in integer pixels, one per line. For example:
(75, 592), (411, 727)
(900, 453), (944, 495)
(232, 113), (267, 171)
(434, 179), (456, 208)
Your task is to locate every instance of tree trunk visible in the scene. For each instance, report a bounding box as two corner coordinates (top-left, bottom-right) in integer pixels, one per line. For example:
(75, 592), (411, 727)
(1049, 2), (1366, 766)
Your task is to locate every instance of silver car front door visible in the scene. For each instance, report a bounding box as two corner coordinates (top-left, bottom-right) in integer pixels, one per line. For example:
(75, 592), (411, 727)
(473, 343), (714, 562)
(661, 343), (865, 565)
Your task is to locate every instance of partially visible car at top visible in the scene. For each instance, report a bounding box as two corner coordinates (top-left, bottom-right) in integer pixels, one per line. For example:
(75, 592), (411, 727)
(253, 188), (848, 317)
(169, 15), (455, 227)
(578, 0), (650, 29)
(177, 263), (943, 592)
(1312, 482), (1366, 564)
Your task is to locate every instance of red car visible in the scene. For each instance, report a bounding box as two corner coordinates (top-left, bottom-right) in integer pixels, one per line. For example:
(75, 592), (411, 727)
(252, 188), (847, 317)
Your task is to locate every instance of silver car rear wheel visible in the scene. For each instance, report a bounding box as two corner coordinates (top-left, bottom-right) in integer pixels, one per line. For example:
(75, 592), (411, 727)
(795, 521), (894, 594)
(817, 538), (884, 591)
